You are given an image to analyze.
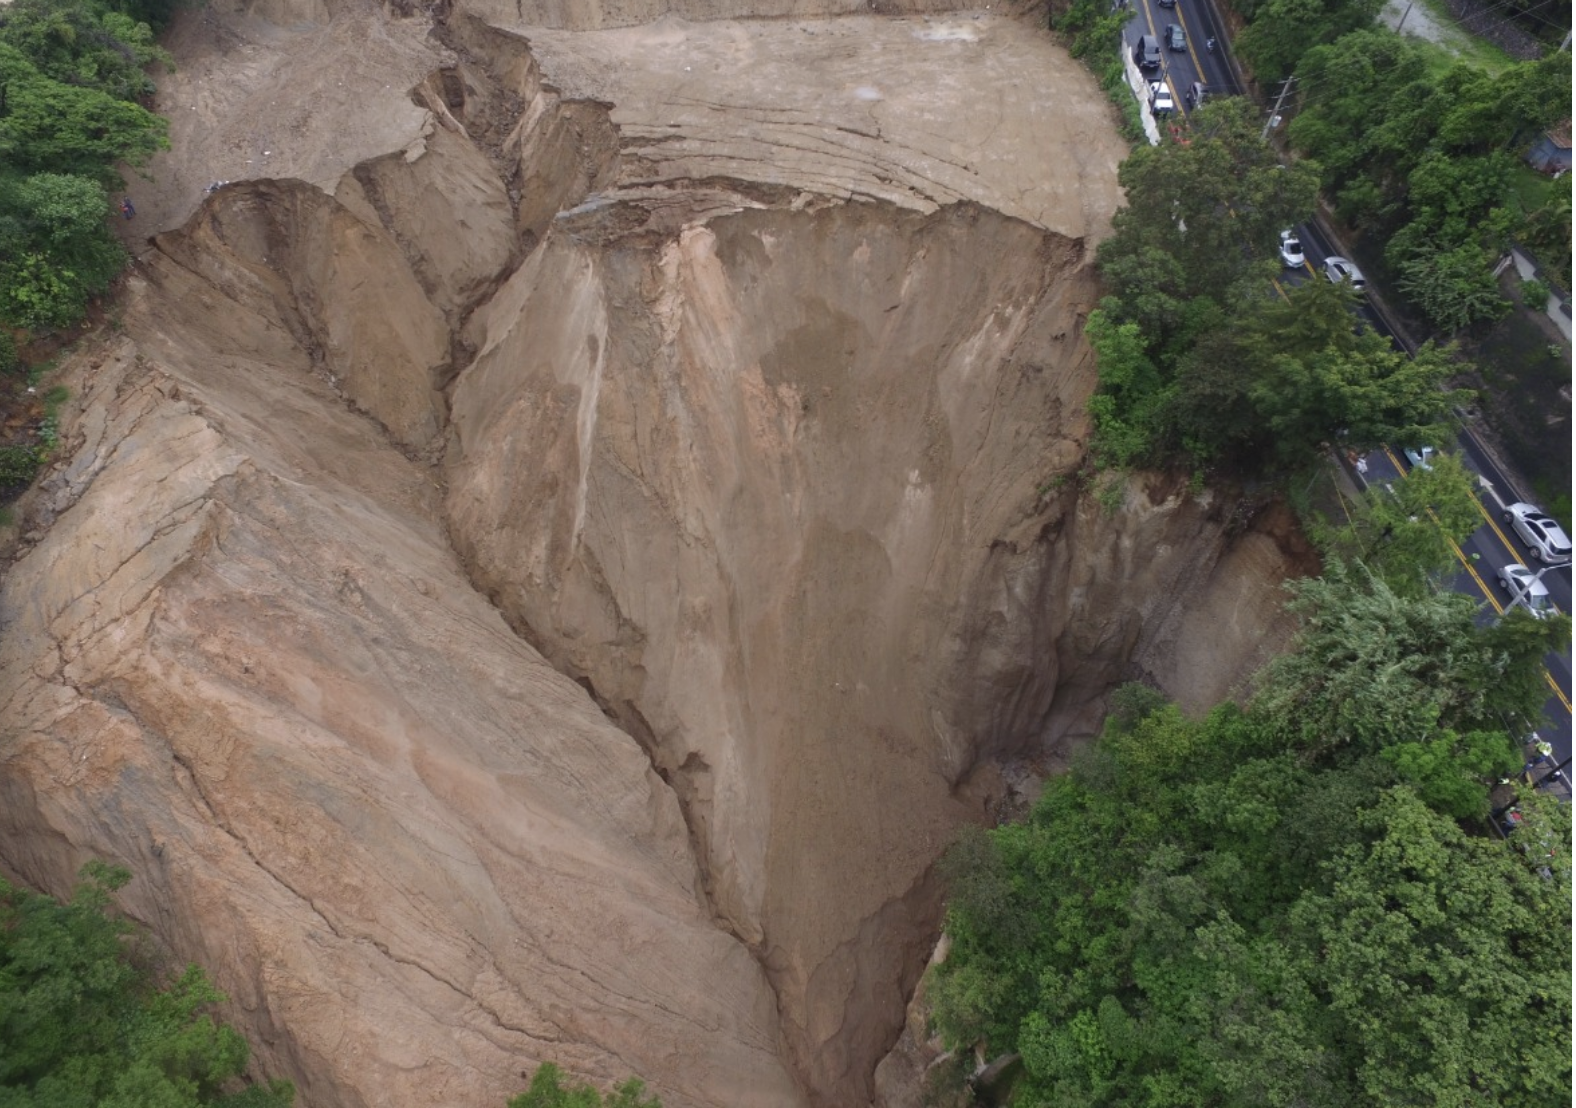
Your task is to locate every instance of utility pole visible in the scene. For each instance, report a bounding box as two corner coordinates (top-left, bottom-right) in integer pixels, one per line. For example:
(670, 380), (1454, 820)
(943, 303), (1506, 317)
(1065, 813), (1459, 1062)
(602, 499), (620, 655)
(1395, 0), (1414, 33)
(1262, 77), (1293, 141)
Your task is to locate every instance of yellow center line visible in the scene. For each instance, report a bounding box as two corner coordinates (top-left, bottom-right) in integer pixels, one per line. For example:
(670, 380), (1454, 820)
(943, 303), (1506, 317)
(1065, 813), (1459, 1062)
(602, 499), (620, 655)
(1471, 494), (1524, 559)
(1385, 448), (1572, 714)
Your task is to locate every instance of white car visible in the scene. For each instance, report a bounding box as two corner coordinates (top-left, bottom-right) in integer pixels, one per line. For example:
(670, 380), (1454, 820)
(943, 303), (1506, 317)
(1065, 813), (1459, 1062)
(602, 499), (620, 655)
(1403, 445), (1435, 471)
(1497, 563), (1555, 618)
(1279, 230), (1305, 268)
(1323, 255), (1366, 292)
(1149, 81), (1175, 115)
(1504, 503), (1573, 565)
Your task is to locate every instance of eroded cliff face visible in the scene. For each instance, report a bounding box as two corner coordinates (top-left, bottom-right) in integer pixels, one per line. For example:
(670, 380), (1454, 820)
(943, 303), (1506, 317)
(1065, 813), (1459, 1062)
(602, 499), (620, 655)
(1, 2), (1310, 1107)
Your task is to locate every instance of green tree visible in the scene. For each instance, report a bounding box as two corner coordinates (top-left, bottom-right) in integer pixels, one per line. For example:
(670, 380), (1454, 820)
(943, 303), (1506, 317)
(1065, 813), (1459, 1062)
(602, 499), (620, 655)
(0, 172), (126, 328)
(1339, 451), (1486, 595)
(1182, 276), (1471, 466)
(0, 862), (294, 1108)
(0, 43), (168, 178)
(929, 585), (1571, 1105)
(1393, 240), (1508, 333)
(0, 0), (172, 102)
(508, 1064), (661, 1108)
(1288, 788), (1570, 1104)
(1098, 97), (1321, 332)
(1235, 0), (1384, 79)
(1255, 563), (1568, 756)
(1088, 98), (1320, 468)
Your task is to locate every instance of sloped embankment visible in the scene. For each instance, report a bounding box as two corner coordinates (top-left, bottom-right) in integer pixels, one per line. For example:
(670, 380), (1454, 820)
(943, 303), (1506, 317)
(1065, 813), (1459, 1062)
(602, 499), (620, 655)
(0, 5), (1310, 1108)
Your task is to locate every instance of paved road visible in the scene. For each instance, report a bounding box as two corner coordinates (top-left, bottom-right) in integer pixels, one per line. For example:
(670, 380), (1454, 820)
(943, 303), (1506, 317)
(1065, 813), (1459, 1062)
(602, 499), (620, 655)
(1286, 223), (1574, 787)
(1121, 0), (1241, 118)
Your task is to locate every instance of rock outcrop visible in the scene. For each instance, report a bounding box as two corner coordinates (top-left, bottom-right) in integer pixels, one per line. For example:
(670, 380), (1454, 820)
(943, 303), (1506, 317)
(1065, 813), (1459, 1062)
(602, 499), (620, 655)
(0, 2), (1312, 1107)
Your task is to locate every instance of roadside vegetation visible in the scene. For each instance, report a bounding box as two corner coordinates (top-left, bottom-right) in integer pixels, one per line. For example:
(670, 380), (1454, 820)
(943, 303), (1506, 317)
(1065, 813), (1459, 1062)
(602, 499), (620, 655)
(0, 0), (173, 498)
(1288, 35), (1570, 334)
(1080, 95), (1466, 479)
(0, 862), (295, 1107)
(927, 572), (1571, 1105)
(944, 8), (1573, 1106)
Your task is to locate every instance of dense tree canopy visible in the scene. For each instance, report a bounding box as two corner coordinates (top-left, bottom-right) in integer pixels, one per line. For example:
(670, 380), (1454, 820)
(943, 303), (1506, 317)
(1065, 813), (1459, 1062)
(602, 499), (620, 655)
(1097, 97), (1321, 340)
(0, 0), (171, 101)
(1286, 33), (1571, 332)
(0, 0), (168, 334)
(929, 569), (1571, 1106)
(0, 862), (294, 1108)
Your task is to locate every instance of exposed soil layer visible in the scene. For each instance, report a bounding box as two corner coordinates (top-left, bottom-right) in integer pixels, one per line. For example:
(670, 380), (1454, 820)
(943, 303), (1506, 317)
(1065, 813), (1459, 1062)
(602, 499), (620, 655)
(2, 2), (1313, 1106)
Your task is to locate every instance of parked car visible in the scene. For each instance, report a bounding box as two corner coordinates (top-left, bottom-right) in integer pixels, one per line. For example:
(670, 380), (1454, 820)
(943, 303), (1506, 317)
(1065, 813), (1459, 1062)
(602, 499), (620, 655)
(1323, 255), (1366, 292)
(1135, 35), (1161, 70)
(1497, 563), (1555, 618)
(1279, 230), (1304, 268)
(1403, 445), (1436, 470)
(1149, 81), (1176, 115)
(1184, 81), (1208, 109)
(1504, 502), (1573, 565)
(1166, 23), (1186, 51)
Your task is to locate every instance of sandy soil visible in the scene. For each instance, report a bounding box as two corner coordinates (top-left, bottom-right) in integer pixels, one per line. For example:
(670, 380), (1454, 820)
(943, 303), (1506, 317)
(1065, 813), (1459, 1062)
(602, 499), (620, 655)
(118, 0), (445, 250)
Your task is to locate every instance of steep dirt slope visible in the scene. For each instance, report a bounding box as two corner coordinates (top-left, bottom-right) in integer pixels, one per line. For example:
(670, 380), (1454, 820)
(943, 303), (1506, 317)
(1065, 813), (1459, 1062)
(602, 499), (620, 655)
(3, 2), (1310, 1107)
(0, 272), (803, 1107)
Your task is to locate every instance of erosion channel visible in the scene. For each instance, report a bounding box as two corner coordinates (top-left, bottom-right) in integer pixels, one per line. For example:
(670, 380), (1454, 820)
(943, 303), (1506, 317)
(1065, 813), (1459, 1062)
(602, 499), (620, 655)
(0, 2), (1314, 1106)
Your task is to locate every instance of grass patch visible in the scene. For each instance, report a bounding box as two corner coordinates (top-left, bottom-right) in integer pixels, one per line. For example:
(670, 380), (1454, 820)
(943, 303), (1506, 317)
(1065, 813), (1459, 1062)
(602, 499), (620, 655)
(1408, 2), (1517, 73)
(1507, 164), (1559, 216)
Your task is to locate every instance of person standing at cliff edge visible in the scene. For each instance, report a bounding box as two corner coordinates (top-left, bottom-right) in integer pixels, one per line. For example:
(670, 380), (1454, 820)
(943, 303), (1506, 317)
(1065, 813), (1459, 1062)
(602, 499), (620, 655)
(121, 197), (135, 219)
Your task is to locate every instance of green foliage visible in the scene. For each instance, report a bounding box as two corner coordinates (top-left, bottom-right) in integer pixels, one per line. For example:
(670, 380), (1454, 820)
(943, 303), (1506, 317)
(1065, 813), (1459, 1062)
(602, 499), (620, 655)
(930, 570), (1571, 1106)
(1393, 240), (1508, 333)
(0, 331), (18, 375)
(1286, 32), (1571, 336)
(507, 1064), (661, 1108)
(1097, 97), (1321, 331)
(1235, 0), (1383, 79)
(1086, 98), (1328, 471)
(0, 444), (46, 487)
(1336, 451), (1485, 595)
(1519, 275), (1551, 309)
(0, 862), (294, 1108)
(1169, 275), (1471, 467)
(1256, 562), (1568, 755)
(0, 173), (127, 330)
(0, 0), (168, 338)
(0, 43), (168, 177)
(0, 0), (172, 101)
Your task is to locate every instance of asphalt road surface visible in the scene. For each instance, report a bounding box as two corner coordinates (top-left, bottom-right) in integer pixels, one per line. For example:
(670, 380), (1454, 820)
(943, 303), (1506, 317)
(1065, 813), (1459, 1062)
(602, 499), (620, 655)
(1121, 0), (1241, 118)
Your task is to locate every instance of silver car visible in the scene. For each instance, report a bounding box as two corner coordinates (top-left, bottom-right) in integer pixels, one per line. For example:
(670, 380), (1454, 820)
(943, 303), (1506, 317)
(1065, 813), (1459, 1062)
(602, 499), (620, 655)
(1279, 230), (1304, 268)
(1504, 503), (1573, 565)
(1497, 563), (1555, 618)
(1323, 255), (1366, 292)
